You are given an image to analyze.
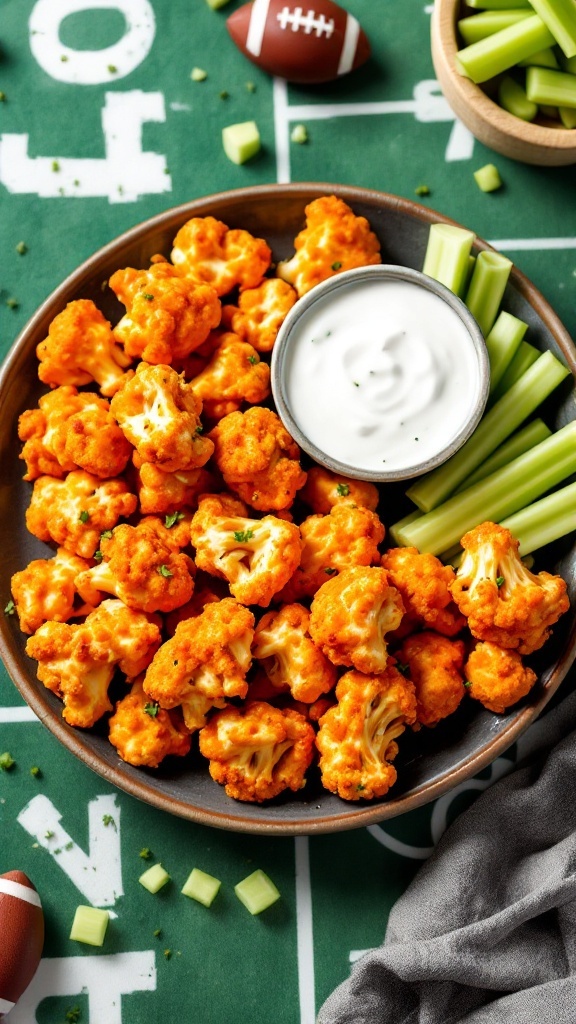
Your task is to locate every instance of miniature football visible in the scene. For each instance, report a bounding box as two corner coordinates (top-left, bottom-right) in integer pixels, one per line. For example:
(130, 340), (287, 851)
(227, 0), (370, 84)
(0, 871), (44, 1019)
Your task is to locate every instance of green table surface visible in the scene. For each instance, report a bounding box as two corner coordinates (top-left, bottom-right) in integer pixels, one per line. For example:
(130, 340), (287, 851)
(1, 1), (575, 1022)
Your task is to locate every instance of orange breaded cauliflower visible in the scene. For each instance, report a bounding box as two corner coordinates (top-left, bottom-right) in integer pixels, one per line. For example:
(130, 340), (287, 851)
(316, 667), (417, 801)
(143, 597), (254, 731)
(198, 701), (315, 803)
(25, 471), (138, 558)
(208, 406), (307, 511)
(25, 599), (161, 728)
(108, 677), (191, 768)
(309, 566), (404, 674)
(188, 332), (270, 421)
(110, 362), (214, 472)
(222, 277), (298, 352)
(109, 258), (221, 364)
(253, 603), (337, 703)
(381, 546), (466, 638)
(464, 641), (538, 714)
(164, 576), (229, 637)
(75, 518), (195, 614)
(135, 463), (218, 515)
(300, 466), (379, 516)
(10, 547), (95, 635)
(276, 196), (381, 297)
(170, 216), (272, 296)
(18, 386), (132, 481)
(36, 299), (132, 397)
(279, 503), (385, 602)
(450, 522), (570, 655)
(190, 493), (302, 607)
(396, 632), (466, 727)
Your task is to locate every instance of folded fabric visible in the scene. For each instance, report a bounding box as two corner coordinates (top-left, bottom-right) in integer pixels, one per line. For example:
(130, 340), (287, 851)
(317, 684), (576, 1024)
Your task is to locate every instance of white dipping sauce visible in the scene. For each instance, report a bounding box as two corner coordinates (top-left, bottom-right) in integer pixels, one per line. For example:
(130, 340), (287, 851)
(283, 276), (482, 474)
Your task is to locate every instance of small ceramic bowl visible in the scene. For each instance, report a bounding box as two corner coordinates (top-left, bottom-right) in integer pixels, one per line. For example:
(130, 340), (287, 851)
(431, 0), (576, 166)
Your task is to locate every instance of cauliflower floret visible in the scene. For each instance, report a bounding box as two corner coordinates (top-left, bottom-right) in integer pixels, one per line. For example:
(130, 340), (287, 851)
(75, 518), (195, 613)
(222, 278), (298, 352)
(316, 667), (417, 801)
(110, 362), (214, 472)
(190, 494), (302, 607)
(170, 216), (272, 296)
(396, 631), (466, 727)
(10, 547), (95, 635)
(276, 196), (381, 297)
(135, 463), (218, 515)
(164, 575), (229, 637)
(300, 466), (379, 516)
(198, 701), (315, 803)
(108, 677), (191, 768)
(279, 503), (385, 602)
(309, 566), (405, 674)
(253, 603), (337, 703)
(25, 471), (138, 558)
(188, 332), (270, 421)
(381, 546), (466, 638)
(208, 406), (307, 511)
(109, 258), (221, 364)
(143, 597), (255, 731)
(450, 522), (570, 655)
(25, 599), (161, 728)
(464, 641), (538, 714)
(36, 299), (132, 397)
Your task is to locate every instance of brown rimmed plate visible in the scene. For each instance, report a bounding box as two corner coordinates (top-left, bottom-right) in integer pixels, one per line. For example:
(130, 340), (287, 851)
(1, 183), (575, 835)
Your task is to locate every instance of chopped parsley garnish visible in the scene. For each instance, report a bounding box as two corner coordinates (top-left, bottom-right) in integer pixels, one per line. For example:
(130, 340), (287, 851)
(108, 64), (118, 73)
(165, 511), (185, 528)
(144, 702), (160, 718)
(65, 1007), (82, 1023)
(140, 848), (153, 859)
(353, 381), (360, 387)
(464, 680), (472, 688)
(234, 529), (254, 543)
(45, 830), (54, 839)
(331, 261), (342, 270)
(0, 752), (16, 770)
(93, 549), (103, 563)
(357, 783), (365, 791)
(6, 297), (19, 309)
(395, 661), (410, 677)
(79, 510), (90, 524)
(4, 599), (15, 616)
(142, 292), (155, 301)
(219, 90), (229, 99)
(16, 241), (28, 255)
(157, 564), (173, 578)
(164, 949), (172, 960)
(195, 424), (204, 434)
(247, 355), (258, 364)
(496, 575), (505, 588)
(324, 567), (337, 575)
(102, 814), (116, 829)
(336, 483), (350, 496)
(101, 530), (113, 540)
(153, 927), (162, 936)
(52, 160), (60, 172)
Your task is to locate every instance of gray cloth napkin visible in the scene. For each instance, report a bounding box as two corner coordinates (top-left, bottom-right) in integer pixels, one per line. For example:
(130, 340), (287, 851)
(317, 685), (576, 1024)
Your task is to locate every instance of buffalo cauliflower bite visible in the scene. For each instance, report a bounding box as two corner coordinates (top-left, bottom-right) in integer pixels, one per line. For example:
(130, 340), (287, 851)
(25, 471), (138, 558)
(450, 522), (570, 655)
(25, 599), (161, 728)
(309, 566), (405, 674)
(36, 299), (132, 397)
(276, 196), (381, 297)
(143, 597), (255, 731)
(170, 216), (272, 296)
(135, 462), (218, 515)
(316, 667), (417, 801)
(190, 494), (302, 607)
(253, 603), (337, 703)
(108, 677), (191, 768)
(222, 278), (298, 352)
(208, 406), (307, 511)
(396, 632), (466, 727)
(300, 466), (379, 516)
(10, 547), (95, 635)
(464, 641), (538, 714)
(109, 259), (221, 364)
(381, 546), (466, 638)
(110, 362), (214, 472)
(188, 332), (270, 421)
(198, 701), (315, 803)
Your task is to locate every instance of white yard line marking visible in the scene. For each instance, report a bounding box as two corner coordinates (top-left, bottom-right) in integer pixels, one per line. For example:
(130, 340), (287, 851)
(295, 836), (316, 1024)
(0, 705), (39, 723)
(273, 76), (292, 183)
(366, 825), (434, 860)
(490, 237), (576, 251)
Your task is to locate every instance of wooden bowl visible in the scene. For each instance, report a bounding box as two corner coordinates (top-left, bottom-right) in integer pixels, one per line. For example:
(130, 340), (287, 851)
(431, 0), (576, 166)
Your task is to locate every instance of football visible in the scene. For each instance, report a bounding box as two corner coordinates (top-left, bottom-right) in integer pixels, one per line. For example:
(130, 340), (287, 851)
(0, 871), (44, 1019)
(226, 0), (370, 84)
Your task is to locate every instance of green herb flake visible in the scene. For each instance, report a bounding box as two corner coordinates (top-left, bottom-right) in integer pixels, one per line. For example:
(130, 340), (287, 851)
(153, 927), (162, 937)
(108, 64), (118, 73)
(164, 949), (172, 960)
(464, 680), (472, 688)
(353, 381), (360, 387)
(0, 752), (16, 771)
(45, 830), (54, 839)
(324, 567), (337, 575)
(336, 483), (350, 496)
(140, 848), (153, 859)
(331, 261), (342, 270)
(496, 575), (505, 588)
(65, 1007), (82, 1023)
(16, 241), (28, 255)
(247, 354), (258, 364)
(233, 529), (254, 543)
(195, 424), (204, 435)
(6, 297), (19, 310)
(100, 530), (113, 540)
(165, 511), (185, 528)
(52, 160), (60, 172)
(0, 92), (6, 102)
(65, 841), (74, 850)
(415, 184), (431, 197)
(102, 814), (116, 830)
(60, 55), (69, 63)
(219, 90), (229, 99)
(142, 292), (155, 301)
(246, 80), (256, 92)
(93, 549), (103, 563)
(79, 510), (90, 524)
(144, 702), (160, 718)
(395, 661), (410, 677)
(157, 564), (173, 579)
(30, 765), (42, 778)
(4, 599), (15, 616)
(357, 783), (365, 791)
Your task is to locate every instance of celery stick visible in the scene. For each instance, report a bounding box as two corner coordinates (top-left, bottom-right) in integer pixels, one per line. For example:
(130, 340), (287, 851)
(560, 104), (576, 126)
(467, 0), (531, 7)
(422, 223), (476, 296)
(490, 339), (540, 401)
(389, 508), (423, 546)
(456, 15), (555, 83)
(485, 311), (528, 392)
(499, 74), (539, 117)
(455, 418), (552, 491)
(458, 10), (532, 45)
(500, 481), (576, 555)
(518, 45), (560, 66)
(406, 350), (569, 511)
(526, 65), (576, 106)
(465, 250), (513, 336)
(395, 421), (576, 554)
(525, 0), (576, 57)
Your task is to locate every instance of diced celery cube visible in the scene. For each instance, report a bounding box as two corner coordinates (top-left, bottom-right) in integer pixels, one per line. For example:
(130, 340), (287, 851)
(234, 870), (280, 915)
(222, 121), (261, 165)
(70, 905), (109, 946)
(139, 863), (170, 894)
(191, 67), (207, 82)
(182, 868), (221, 907)
(290, 124), (309, 144)
(474, 163), (503, 192)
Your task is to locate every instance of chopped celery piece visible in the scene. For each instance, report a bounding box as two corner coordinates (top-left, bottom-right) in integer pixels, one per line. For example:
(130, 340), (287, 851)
(70, 905), (109, 946)
(526, 0), (576, 57)
(559, 104), (576, 126)
(526, 65), (576, 107)
(458, 10), (531, 45)
(465, 249), (512, 335)
(422, 223), (475, 296)
(485, 311), (528, 392)
(456, 15), (555, 83)
(190, 67), (208, 82)
(455, 418), (552, 492)
(139, 863), (170, 893)
(473, 163), (503, 192)
(182, 868), (221, 907)
(467, 0), (531, 7)
(489, 339), (540, 402)
(222, 121), (261, 164)
(291, 124), (309, 143)
(500, 481), (576, 555)
(518, 46), (560, 66)
(498, 74), (539, 118)
(235, 869), (280, 914)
